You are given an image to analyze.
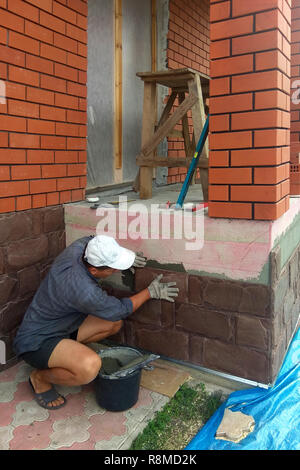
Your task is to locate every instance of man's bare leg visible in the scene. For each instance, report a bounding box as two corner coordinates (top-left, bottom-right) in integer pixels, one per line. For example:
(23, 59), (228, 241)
(30, 317), (123, 407)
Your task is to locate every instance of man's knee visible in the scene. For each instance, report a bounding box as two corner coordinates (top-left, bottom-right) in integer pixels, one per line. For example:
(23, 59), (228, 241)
(110, 320), (123, 335)
(77, 352), (102, 384)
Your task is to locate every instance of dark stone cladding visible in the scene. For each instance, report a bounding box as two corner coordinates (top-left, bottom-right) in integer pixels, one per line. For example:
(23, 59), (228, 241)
(0, 206), (66, 372)
(109, 245), (300, 385)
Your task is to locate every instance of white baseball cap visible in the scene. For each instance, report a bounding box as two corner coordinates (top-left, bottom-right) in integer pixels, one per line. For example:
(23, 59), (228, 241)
(84, 235), (135, 270)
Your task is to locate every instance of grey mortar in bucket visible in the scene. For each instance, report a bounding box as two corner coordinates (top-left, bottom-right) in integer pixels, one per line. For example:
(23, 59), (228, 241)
(94, 347), (159, 412)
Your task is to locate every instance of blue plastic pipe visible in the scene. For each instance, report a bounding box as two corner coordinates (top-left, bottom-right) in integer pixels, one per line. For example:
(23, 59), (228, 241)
(175, 115), (209, 209)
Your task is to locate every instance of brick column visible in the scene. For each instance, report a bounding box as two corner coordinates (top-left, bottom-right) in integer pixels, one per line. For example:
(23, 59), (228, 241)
(209, 0), (291, 220)
(291, 0), (300, 194)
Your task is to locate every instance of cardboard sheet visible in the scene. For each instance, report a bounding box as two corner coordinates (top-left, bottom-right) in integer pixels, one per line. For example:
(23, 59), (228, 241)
(141, 361), (191, 398)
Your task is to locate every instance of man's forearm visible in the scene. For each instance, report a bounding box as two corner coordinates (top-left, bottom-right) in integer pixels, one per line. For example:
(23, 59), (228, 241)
(129, 288), (151, 312)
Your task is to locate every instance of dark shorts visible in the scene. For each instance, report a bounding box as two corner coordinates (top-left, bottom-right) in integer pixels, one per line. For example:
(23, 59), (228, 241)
(19, 329), (79, 370)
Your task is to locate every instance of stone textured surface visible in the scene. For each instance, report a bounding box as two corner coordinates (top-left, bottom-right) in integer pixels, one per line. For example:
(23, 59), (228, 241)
(0, 207), (66, 371)
(0, 361), (169, 450)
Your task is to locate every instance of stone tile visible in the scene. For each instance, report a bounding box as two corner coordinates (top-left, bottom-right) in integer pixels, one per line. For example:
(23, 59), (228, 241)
(135, 268), (188, 303)
(89, 412), (127, 443)
(236, 316), (269, 351)
(84, 391), (106, 418)
(0, 381), (18, 403)
(50, 416), (91, 449)
(0, 426), (14, 450)
(135, 327), (189, 361)
(188, 275), (206, 305)
(0, 401), (17, 426)
(12, 401), (49, 427)
(9, 421), (52, 450)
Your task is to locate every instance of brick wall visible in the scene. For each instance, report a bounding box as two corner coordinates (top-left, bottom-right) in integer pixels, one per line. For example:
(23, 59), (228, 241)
(291, 0), (300, 194)
(209, 0), (291, 220)
(166, 0), (210, 184)
(0, 0), (88, 214)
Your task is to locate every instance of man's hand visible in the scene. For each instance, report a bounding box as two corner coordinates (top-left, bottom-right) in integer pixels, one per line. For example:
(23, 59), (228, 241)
(148, 274), (179, 303)
(129, 252), (147, 274)
(133, 252), (147, 268)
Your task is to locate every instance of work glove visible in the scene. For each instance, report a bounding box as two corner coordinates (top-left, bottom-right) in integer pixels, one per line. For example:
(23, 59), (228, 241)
(148, 274), (179, 303)
(129, 252), (147, 274)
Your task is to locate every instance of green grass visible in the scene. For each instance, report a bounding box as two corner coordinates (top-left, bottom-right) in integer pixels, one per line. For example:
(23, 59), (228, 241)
(130, 382), (222, 450)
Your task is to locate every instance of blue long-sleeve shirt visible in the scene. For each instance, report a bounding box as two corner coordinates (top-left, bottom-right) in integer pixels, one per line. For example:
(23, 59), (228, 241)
(13, 236), (133, 356)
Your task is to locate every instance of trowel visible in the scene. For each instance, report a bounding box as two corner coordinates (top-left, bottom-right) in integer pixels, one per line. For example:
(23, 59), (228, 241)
(103, 353), (160, 378)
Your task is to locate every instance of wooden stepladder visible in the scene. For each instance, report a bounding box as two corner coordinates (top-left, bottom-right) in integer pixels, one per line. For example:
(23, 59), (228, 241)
(133, 68), (210, 200)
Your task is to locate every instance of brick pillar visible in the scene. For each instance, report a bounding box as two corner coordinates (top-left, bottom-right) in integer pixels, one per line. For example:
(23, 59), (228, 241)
(209, 0), (291, 220)
(291, 0), (300, 194)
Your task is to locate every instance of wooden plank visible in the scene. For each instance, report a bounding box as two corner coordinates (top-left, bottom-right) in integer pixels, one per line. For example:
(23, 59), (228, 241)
(156, 91), (177, 128)
(114, 0), (123, 170)
(151, 0), (157, 72)
(136, 156), (208, 168)
(178, 92), (192, 158)
(139, 81), (157, 199)
(138, 92), (198, 159)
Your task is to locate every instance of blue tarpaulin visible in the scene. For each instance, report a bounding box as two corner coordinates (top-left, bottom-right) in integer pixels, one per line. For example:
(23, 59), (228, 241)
(186, 328), (300, 450)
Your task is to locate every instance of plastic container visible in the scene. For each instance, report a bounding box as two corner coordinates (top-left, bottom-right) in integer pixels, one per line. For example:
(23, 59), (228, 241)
(94, 346), (144, 412)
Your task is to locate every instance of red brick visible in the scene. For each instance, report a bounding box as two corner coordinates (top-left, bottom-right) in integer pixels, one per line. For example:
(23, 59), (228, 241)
(0, 44), (25, 67)
(0, 132), (8, 147)
(67, 52), (87, 71)
(209, 185), (229, 201)
(77, 13), (87, 31)
(57, 176), (80, 191)
(67, 137), (86, 150)
(42, 164), (67, 178)
(0, 198), (15, 213)
(67, 0), (87, 16)
(232, 30), (282, 55)
(254, 197), (288, 220)
(53, 32), (78, 53)
(5, 82), (26, 100)
(27, 150), (54, 164)
(59, 190), (71, 203)
(41, 136), (66, 150)
(210, 131), (253, 150)
(0, 180), (29, 196)
(26, 0), (52, 12)
(209, 151), (230, 167)
(11, 165), (41, 180)
(256, 50), (288, 74)
(211, 16), (253, 41)
(27, 87), (55, 105)
(9, 65), (39, 86)
(210, 114), (230, 132)
(256, 9), (290, 39)
(40, 11), (66, 35)
(67, 163), (86, 176)
(254, 129), (289, 147)
(53, 1), (77, 25)
(32, 193), (47, 208)
(28, 119), (56, 135)
(16, 195), (31, 211)
(55, 150), (77, 163)
(78, 150), (86, 163)
(0, 27), (6, 45)
(77, 43), (87, 58)
(209, 202), (252, 219)
(210, 39), (230, 59)
(231, 110), (282, 130)
(10, 133), (40, 148)
(209, 77), (230, 97)
(254, 163), (290, 184)
(0, 166), (10, 180)
(210, 94), (253, 114)
(0, 149), (26, 163)
(67, 110), (86, 124)
(25, 20), (54, 44)
(40, 105), (66, 121)
(9, 31), (39, 55)
(66, 23), (87, 43)
(232, 0), (279, 17)
(211, 55), (253, 78)
(30, 178), (57, 194)
(40, 43), (67, 64)
(41, 74), (66, 93)
(231, 148), (282, 167)
(47, 192), (60, 206)
(71, 188), (84, 202)
(8, 99), (39, 118)
(67, 81), (86, 97)
(0, 9), (24, 33)
(0, 114), (26, 132)
(55, 93), (78, 109)
(210, 167), (252, 184)
(210, 1), (230, 22)
(54, 63), (78, 82)
(56, 122), (79, 136)
(255, 90), (289, 110)
(7, 0), (39, 22)
(26, 54), (54, 75)
(232, 71), (282, 93)
(231, 185), (283, 203)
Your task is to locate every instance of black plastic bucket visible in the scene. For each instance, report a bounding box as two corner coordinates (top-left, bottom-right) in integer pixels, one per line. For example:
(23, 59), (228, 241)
(94, 347), (143, 412)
